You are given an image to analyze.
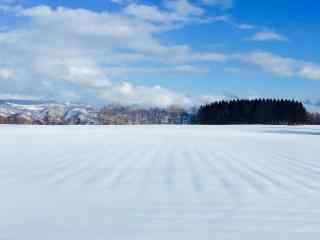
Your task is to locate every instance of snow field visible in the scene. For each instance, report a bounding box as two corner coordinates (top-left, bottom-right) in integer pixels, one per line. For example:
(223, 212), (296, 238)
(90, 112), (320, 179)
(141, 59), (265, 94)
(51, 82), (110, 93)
(0, 125), (320, 239)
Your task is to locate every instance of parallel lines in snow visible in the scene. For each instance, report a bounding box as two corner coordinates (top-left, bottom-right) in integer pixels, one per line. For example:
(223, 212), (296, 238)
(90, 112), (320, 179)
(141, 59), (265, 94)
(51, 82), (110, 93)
(182, 149), (205, 194)
(163, 145), (176, 194)
(194, 147), (244, 203)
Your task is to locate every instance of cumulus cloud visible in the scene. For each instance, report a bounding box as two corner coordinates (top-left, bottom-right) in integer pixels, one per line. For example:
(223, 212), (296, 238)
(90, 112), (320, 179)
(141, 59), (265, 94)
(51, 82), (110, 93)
(0, 3), (228, 107)
(250, 31), (288, 42)
(1, 2), (319, 108)
(99, 82), (193, 108)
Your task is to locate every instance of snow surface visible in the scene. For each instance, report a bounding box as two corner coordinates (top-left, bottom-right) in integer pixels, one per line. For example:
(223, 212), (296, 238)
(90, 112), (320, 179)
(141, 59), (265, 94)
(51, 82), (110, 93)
(0, 125), (320, 240)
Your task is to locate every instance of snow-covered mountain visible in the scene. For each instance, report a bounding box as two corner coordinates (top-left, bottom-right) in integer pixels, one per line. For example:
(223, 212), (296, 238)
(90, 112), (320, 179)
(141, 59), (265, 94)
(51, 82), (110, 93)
(0, 100), (101, 124)
(0, 100), (192, 125)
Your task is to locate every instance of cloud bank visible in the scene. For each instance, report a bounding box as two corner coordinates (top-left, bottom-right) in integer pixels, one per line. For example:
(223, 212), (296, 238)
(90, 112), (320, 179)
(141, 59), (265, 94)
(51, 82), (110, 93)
(0, 1), (319, 108)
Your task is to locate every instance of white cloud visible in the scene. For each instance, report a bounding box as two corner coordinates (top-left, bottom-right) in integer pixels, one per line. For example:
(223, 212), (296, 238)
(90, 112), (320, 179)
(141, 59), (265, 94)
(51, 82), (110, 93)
(299, 64), (320, 80)
(99, 82), (193, 108)
(60, 62), (112, 88)
(123, 0), (230, 28)
(164, 0), (204, 17)
(106, 65), (209, 77)
(124, 4), (176, 23)
(250, 31), (288, 42)
(0, 4), (227, 107)
(1, 3), (319, 108)
(192, 52), (228, 62)
(123, 1), (213, 26)
(0, 93), (42, 100)
(0, 68), (15, 79)
(202, 0), (233, 9)
(122, 0), (229, 32)
(236, 23), (255, 30)
(239, 52), (296, 76)
(172, 65), (209, 74)
(236, 51), (320, 81)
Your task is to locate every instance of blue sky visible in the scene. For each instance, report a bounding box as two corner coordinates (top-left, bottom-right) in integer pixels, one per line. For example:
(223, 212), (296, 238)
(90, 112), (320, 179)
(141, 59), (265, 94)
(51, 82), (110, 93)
(0, 0), (319, 108)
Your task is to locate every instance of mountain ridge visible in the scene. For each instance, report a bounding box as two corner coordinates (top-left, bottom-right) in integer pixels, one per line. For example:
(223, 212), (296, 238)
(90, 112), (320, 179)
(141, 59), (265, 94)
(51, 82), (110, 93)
(0, 99), (191, 125)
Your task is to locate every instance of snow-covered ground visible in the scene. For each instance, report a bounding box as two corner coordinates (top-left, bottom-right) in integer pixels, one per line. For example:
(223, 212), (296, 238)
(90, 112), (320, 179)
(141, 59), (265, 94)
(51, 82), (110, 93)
(0, 125), (320, 240)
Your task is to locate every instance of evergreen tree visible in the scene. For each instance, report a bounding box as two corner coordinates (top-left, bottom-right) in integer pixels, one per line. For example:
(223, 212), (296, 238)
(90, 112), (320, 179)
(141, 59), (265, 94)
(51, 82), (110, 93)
(197, 99), (309, 125)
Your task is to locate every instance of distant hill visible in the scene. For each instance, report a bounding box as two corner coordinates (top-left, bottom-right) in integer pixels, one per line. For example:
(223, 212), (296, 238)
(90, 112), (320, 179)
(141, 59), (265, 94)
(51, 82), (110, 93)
(0, 100), (191, 125)
(0, 98), (318, 125)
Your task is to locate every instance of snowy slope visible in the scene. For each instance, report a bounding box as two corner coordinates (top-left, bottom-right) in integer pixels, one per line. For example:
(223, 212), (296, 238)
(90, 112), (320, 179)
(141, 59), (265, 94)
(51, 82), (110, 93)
(0, 101), (100, 124)
(0, 125), (320, 239)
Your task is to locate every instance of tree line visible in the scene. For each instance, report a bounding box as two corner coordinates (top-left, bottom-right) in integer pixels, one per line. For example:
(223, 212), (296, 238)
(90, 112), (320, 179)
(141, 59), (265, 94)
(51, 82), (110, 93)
(197, 99), (309, 125)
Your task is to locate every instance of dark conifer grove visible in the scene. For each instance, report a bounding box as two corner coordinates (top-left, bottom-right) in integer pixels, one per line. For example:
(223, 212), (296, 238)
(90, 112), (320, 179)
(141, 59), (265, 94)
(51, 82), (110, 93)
(197, 99), (309, 125)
